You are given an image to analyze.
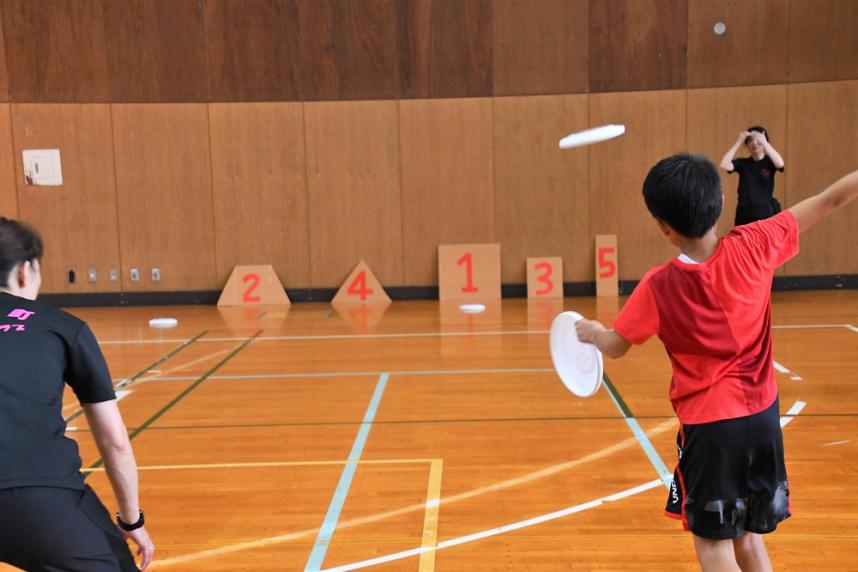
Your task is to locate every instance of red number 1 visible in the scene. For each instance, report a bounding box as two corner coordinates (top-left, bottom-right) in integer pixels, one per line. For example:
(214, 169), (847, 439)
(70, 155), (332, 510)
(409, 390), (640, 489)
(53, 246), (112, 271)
(598, 247), (617, 278)
(242, 273), (261, 303)
(457, 252), (479, 293)
(534, 262), (554, 295)
(347, 270), (373, 301)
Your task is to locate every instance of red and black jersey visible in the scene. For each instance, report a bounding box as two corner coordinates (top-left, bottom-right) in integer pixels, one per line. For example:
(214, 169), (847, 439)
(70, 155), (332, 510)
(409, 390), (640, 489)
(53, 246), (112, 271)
(613, 211), (800, 424)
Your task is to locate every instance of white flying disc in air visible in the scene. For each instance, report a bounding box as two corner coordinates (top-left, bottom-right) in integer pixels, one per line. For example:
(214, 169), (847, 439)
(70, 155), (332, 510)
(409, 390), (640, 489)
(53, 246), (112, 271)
(549, 311), (603, 397)
(559, 124), (625, 149)
(459, 304), (486, 314)
(149, 317), (178, 328)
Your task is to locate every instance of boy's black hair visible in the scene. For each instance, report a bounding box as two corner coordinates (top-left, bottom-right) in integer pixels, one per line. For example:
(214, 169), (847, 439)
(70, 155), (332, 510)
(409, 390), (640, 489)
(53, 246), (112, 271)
(746, 125), (770, 143)
(642, 153), (723, 238)
(0, 217), (43, 286)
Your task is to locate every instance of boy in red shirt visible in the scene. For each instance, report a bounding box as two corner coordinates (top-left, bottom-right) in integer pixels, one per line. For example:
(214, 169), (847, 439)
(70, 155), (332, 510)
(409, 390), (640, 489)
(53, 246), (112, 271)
(575, 153), (858, 571)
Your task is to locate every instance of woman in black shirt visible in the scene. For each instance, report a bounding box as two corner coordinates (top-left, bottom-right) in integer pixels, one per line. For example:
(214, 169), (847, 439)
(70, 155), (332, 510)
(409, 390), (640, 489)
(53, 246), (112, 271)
(0, 218), (154, 571)
(720, 126), (786, 226)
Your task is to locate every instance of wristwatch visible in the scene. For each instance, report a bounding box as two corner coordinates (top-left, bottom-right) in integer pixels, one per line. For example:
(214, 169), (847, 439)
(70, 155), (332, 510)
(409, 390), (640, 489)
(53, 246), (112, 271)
(116, 510), (145, 531)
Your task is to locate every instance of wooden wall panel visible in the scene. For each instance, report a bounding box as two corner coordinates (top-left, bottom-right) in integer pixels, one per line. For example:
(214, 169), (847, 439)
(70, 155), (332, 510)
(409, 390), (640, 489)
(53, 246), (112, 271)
(686, 85), (788, 238)
(400, 98), (494, 285)
(589, 90), (686, 280)
(304, 101), (403, 288)
(102, 0), (208, 102)
(785, 81), (858, 276)
(492, 0), (589, 96)
(0, 105), (17, 217)
(0, 8), (8, 102)
(112, 104), (216, 291)
(589, 0), (687, 93)
(493, 95), (590, 282)
(11, 104), (120, 293)
(789, 0), (858, 83)
(209, 103), (310, 288)
(427, 0), (493, 98)
(298, 0), (401, 101)
(687, 0), (789, 88)
(205, 0), (301, 102)
(396, 0), (432, 98)
(2, 0), (109, 102)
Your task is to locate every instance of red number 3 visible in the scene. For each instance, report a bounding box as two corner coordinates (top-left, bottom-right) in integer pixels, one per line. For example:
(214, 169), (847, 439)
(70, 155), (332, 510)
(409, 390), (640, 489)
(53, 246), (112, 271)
(534, 262), (554, 295)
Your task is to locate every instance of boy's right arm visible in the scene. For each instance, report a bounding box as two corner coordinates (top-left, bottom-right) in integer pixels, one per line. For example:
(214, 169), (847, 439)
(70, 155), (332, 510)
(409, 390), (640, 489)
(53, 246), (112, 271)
(789, 169), (858, 232)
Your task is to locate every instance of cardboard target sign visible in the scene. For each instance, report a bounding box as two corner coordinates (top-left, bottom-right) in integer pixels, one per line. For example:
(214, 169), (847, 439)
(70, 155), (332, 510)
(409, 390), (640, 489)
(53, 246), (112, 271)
(526, 257), (563, 299)
(438, 243), (501, 301)
(332, 261), (391, 305)
(218, 265), (290, 307)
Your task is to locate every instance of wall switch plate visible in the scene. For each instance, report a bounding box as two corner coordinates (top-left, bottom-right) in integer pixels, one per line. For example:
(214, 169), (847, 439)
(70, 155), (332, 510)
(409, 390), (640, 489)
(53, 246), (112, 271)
(130, 268), (140, 282)
(151, 268), (160, 282)
(109, 268), (119, 282)
(87, 268), (97, 282)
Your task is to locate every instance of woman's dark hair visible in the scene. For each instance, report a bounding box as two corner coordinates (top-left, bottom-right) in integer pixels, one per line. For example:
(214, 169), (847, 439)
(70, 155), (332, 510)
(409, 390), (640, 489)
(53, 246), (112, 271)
(642, 153), (723, 238)
(0, 217), (44, 286)
(746, 125), (770, 143)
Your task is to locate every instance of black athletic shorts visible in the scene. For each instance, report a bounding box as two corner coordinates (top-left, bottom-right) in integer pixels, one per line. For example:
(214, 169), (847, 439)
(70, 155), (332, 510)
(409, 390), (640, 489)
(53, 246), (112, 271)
(664, 397), (791, 539)
(0, 485), (139, 571)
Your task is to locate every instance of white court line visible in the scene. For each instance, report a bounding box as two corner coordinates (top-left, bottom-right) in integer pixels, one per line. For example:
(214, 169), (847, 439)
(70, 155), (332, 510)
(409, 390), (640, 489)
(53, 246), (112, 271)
(148, 420), (677, 568)
(95, 323), (856, 345)
(127, 367), (557, 384)
(326, 399), (809, 572)
(320, 479), (665, 572)
(780, 400), (806, 428)
(772, 360), (803, 381)
(138, 347), (234, 382)
(822, 440), (851, 447)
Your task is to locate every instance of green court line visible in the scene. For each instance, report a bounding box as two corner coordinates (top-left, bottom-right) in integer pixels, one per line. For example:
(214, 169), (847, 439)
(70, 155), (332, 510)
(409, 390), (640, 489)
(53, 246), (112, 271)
(88, 330), (261, 469)
(65, 330), (208, 424)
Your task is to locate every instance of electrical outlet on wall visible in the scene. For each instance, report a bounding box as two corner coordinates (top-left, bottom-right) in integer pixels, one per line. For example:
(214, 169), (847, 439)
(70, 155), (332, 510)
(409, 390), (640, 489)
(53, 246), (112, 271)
(130, 268), (140, 282)
(151, 268), (160, 282)
(109, 268), (119, 282)
(87, 269), (97, 282)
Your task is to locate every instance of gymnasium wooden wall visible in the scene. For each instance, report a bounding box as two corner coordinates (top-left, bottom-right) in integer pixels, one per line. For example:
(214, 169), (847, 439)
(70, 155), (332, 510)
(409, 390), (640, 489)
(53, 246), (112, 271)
(0, 0), (856, 294)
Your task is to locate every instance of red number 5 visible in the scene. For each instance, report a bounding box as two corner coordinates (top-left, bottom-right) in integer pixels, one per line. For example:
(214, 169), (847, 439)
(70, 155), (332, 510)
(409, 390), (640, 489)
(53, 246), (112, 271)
(598, 247), (616, 278)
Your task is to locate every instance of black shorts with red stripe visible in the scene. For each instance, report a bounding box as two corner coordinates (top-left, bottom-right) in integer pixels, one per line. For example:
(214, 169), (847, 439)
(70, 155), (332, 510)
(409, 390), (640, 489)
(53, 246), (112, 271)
(665, 397), (791, 539)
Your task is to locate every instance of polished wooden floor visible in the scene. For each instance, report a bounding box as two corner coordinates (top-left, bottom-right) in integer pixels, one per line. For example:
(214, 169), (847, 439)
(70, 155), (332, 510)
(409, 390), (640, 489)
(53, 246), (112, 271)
(3, 291), (858, 571)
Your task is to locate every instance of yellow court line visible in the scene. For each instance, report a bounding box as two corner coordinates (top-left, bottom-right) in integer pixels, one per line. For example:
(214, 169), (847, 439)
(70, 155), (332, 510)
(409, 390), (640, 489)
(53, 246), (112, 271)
(419, 459), (443, 572)
(148, 419), (677, 568)
(82, 458), (439, 473)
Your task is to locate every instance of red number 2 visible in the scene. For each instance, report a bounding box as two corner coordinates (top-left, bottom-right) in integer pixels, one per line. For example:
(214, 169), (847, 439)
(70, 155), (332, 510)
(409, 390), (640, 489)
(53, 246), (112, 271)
(457, 252), (479, 293)
(534, 262), (554, 295)
(347, 270), (373, 301)
(598, 247), (617, 278)
(242, 273), (261, 303)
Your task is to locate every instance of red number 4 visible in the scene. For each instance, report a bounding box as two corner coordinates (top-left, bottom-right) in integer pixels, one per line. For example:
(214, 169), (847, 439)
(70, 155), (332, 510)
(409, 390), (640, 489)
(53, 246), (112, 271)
(347, 270), (374, 301)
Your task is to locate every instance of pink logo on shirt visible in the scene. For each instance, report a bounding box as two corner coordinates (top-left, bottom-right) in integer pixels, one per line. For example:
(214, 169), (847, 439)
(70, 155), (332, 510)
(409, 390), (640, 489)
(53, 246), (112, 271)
(0, 324), (25, 332)
(8, 309), (34, 320)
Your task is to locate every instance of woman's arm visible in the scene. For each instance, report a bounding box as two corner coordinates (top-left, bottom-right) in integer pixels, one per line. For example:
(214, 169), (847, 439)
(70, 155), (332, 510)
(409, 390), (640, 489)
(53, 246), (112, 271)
(720, 131), (750, 172)
(84, 400), (155, 569)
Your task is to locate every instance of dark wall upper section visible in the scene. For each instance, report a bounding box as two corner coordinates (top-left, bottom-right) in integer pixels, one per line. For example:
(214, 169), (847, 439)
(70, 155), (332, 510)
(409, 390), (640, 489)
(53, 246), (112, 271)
(102, 0), (209, 102)
(1, 0), (857, 102)
(589, 0), (688, 92)
(3, 0), (110, 102)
